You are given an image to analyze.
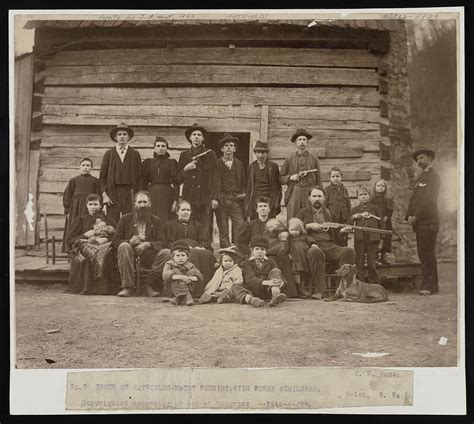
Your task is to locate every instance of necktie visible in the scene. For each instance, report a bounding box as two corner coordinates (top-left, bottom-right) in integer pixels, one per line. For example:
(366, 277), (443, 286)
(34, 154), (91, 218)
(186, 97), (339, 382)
(256, 260), (263, 270)
(120, 148), (125, 154)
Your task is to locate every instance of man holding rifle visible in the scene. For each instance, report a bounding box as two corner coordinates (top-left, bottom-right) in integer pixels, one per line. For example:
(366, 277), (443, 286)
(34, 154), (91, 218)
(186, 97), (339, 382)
(178, 123), (218, 240)
(295, 186), (355, 299)
(113, 191), (171, 297)
(280, 129), (322, 221)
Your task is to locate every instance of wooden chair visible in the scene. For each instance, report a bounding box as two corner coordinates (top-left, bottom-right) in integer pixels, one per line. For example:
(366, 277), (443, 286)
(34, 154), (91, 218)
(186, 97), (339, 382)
(324, 263), (339, 296)
(41, 213), (70, 265)
(134, 258), (171, 297)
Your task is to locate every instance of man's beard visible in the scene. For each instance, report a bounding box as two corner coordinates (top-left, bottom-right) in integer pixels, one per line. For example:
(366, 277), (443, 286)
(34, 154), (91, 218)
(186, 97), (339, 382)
(312, 201), (322, 208)
(136, 207), (150, 222)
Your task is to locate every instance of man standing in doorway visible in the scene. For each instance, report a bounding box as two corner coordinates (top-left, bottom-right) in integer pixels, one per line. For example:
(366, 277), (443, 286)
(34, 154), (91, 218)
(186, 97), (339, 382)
(214, 133), (246, 248)
(99, 123), (142, 223)
(178, 123), (218, 240)
(406, 147), (441, 295)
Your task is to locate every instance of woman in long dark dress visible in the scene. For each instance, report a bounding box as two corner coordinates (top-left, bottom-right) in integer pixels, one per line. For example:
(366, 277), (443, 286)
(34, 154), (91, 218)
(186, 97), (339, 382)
(164, 200), (217, 297)
(142, 137), (179, 222)
(66, 194), (118, 295)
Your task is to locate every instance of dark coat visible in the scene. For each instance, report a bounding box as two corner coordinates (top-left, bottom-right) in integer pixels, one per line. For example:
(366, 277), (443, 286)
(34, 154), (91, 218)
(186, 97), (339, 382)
(279, 151), (322, 187)
(406, 167), (441, 229)
(295, 205), (337, 244)
(112, 212), (166, 253)
(349, 203), (384, 242)
(66, 212), (116, 248)
(324, 183), (352, 222)
(370, 194), (393, 229)
(245, 160), (281, 217)
(241, 257), (279, 297)
(163, 219), (212, 251)
(142, 154), (179, 200)
(236, 219), (268, 256)
(99, 147), (142, 199)
(178, 146), (218, 206)
(215, 157), (246, 203)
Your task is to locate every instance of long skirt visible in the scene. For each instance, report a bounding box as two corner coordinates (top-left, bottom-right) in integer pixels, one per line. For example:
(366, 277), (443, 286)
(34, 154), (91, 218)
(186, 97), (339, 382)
(148, 184), (175, 222)
(188, 248), (217, 297)
(62, 193), (89, 252)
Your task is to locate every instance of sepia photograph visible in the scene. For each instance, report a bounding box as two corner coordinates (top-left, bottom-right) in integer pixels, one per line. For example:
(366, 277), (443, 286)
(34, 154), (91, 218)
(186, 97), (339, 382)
(10, 8), (464, 413)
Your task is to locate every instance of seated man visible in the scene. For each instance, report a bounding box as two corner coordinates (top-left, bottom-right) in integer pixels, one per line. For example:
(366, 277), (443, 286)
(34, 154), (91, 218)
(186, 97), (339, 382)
(112, 191), (171, 297)
(295, 186), (355, 299)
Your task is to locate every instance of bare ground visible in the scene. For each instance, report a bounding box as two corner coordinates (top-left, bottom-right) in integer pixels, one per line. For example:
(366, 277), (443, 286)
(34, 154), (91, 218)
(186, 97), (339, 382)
(14, 264), (458, 370)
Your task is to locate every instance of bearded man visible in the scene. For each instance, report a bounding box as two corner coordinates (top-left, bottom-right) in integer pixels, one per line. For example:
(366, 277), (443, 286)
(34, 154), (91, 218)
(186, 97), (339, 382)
(112, 191), (171, 297)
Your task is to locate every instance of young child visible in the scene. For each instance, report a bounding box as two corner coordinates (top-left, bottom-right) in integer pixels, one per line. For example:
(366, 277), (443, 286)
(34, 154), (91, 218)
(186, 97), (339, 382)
(349, 185), (384, 284)
(241, 236), (287, 307)
(63, 157), (100, 250)
(370, 179), (394, 265)
(198, 247), (243, 304)
(87, 216), (116, 246)
(287, 218), (314, 298)
(162, 241), (203, 306)
(324, 167), (352, 246)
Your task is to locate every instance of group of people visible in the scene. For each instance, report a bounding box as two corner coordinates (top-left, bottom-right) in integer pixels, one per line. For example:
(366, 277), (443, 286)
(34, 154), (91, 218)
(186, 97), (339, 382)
(63, 121), (441, 305)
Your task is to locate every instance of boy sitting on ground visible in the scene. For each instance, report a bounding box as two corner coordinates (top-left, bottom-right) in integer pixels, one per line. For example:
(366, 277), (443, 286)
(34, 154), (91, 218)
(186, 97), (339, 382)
(162, 241), (203, 306)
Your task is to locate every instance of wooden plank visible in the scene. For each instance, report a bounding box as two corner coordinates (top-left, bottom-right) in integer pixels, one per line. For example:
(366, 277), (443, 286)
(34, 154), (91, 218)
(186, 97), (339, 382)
(269, 146), (364, 160)
(48, 47), (381, 68)
(260, 105), (269, 143)
(42, 65), (379, 86)
(26, 149), (40, 246)
(40, 168), (100, 182)
(268, 128), (382, 140)
(270, 106), (380, 122)
(268, 119), (379, 131)
(15, 54), (35, 246)
(43, 86), (381, 107)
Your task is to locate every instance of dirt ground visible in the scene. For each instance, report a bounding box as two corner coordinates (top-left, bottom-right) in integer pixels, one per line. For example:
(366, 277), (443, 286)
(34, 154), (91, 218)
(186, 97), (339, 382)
(14, 264), (458, 369)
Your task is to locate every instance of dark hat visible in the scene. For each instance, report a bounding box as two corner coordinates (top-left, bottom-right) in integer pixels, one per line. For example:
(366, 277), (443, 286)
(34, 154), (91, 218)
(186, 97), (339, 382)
(110, 123), (134, 141)
(170, 241), (190, 254)
(291, 128), (313, 143)
(253, 140), (269, 152)
(218, 133), (239, 149)
(250, 235), (269, 249)
(185, 123), (208, 142)
(218, 246), (241, 261)
(412, 147), (435, 161)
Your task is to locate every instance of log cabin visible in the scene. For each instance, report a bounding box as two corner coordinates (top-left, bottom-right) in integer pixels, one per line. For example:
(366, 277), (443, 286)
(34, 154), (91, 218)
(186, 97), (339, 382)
(15, 18), (422, 262)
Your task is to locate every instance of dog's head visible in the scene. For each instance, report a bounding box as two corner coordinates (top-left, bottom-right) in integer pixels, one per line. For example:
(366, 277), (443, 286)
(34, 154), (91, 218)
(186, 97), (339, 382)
(335, 263), (357, 278)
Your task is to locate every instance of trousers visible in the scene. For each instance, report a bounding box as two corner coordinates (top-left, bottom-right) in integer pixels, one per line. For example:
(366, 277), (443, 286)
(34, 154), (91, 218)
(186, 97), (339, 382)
(106, 185), (133, 223)
(214, 198), (244, 248)
(415, 224), (439, 293)
(354, 240), (379, 283)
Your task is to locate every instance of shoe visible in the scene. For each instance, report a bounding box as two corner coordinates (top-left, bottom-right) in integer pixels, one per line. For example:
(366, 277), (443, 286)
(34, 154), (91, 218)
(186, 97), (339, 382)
(250, 297), (265, 307)
(301, 287), (311, 297)
(118, 288), (132, 297)
(217, 290), (231, 304)
(269, 293), (287, 307)
(311, 293), (323, 300)
(380, 254), (390, 265)
(145, 285), (160, 298)
(185, 293), (194, 306)
(419, 290), (431, 295)
(170, 297), (178, 305)
(198, 293), (213, 304)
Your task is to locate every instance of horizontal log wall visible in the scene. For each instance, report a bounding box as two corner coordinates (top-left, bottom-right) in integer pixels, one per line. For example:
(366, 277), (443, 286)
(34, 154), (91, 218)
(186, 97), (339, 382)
(33, 45), (385, 241)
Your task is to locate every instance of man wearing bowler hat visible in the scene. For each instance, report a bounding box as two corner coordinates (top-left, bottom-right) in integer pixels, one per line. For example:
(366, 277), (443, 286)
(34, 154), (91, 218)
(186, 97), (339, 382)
(406, 146), (441, 295)
(280, 129), (322, 221)
(213, 133), (246, 248)
(244, 140), (282, 219)
(99, 122), (142, 223)
(178, 123), (218, 239)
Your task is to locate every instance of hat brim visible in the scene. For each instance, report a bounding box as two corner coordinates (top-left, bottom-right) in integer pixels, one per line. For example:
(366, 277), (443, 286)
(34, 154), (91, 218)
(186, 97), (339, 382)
(218, 249), (241, 259)
(253, 147), (269, 152)
(185, 127), (208, 142)
(110, 128), (134, 141)
(218, 137), (239, 148)
(291, 132), (313, 143)
(412, 149), (435, 161)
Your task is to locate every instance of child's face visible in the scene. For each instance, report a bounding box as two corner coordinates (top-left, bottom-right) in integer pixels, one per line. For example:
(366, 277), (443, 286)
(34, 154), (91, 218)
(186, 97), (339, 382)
(80, 161), (92, 175)
(295, 136), (308, 149)
(252, 246), (266, 260)
(254, 150), (268, 161)
(189, 131), (204, 148)
(221, 255), (235, 270)
(375, 181), (386, 194)
(154, 141), (167, 156)
(94, 218), (106, 229)
(288, 224), (301, 238)
(358, 191), (370, 203)
(256, 202), (270, 217)
(173, 250), (188, 265)
(86, 200), (101, 215)
(330, 171), (342, 185)
(115, 130), (131, 147)
(221, 142), (236, 155)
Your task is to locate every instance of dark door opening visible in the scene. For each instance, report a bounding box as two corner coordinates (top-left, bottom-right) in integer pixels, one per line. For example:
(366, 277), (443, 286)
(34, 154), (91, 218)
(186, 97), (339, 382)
(205, 132), (250, 169)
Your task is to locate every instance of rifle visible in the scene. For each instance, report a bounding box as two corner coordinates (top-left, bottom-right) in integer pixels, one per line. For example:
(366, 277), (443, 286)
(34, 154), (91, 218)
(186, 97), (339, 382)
(320, 222), (392, 235)
(130, 190), (141, 293)
(191, 149), (213, 162)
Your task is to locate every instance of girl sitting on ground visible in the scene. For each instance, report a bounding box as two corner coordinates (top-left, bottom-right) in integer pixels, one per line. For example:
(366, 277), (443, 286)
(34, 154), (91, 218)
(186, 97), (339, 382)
(163, 241), (203, 306)
(198, 247), (243, 304)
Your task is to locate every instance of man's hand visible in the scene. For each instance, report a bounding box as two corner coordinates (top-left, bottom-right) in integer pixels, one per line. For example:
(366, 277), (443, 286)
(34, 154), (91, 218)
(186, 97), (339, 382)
(210, 199), (219, 210)
(129, 235), (142, 246)
(289, 173), (300, 182)
(278, 231), (289, 241)
(234, 193), (246, 200)
(102, 192), (113, 206)
(189, 276), (198, 282)
(183, 161), (197, 172)
(407, 216), (417, 226)
(340, 226), (353, 233)
(306, 222), (323, 231)
(299, 171), (308, 177)
(171, 200), (178, 213)
(84, 229), (95, 237)
(134, 241), (151, 255)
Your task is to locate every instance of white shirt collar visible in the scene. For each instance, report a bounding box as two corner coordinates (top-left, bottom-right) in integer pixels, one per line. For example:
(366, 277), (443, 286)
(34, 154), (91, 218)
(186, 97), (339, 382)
(116, 145), (129, 153)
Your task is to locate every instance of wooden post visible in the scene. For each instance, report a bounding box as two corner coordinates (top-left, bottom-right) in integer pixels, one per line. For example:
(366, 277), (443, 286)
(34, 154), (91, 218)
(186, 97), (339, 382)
(260, 105), (269, 143)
